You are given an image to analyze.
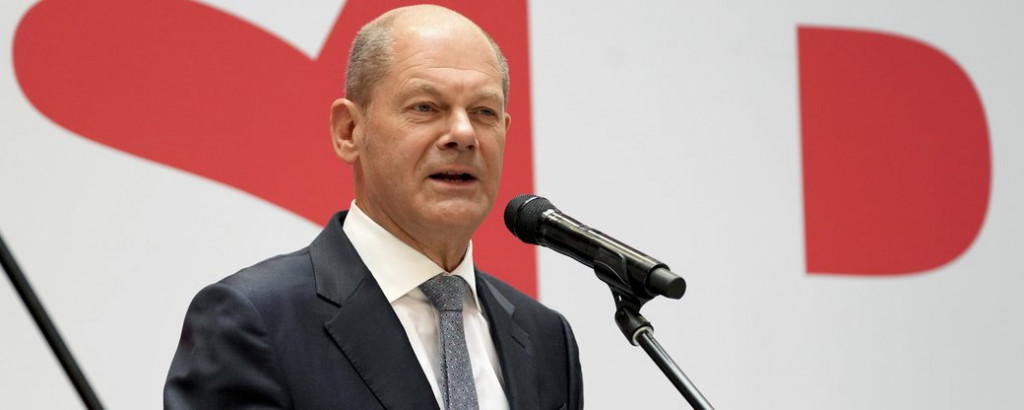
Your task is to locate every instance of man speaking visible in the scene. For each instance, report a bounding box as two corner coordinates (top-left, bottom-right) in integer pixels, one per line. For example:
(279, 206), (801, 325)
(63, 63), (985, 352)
(165, 5), (583, 410)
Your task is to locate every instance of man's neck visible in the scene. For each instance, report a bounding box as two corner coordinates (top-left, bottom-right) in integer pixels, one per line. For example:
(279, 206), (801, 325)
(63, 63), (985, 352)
(354, 203), (471, 272)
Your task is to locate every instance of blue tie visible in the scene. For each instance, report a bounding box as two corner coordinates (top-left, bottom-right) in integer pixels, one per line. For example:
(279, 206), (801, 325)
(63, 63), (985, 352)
(419, 274), (480, 410)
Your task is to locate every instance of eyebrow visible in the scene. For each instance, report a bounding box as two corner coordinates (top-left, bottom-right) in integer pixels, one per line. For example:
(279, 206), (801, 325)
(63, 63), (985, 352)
(400, 82), (505, 106)
(405, 83), (442, 100)
(475, 90), (504, 104)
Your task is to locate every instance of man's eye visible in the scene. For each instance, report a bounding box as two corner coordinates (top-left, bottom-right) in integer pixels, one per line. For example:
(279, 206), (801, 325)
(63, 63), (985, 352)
(477, 108), (497, 117)
(413, 103), (434, 112)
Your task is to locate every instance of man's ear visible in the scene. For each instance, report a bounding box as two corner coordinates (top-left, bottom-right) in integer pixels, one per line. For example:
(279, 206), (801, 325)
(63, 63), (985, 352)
(330, 98), (362, 164)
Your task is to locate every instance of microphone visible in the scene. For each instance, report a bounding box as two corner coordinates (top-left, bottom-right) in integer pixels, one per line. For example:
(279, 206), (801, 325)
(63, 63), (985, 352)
(504, 194), (685, 299)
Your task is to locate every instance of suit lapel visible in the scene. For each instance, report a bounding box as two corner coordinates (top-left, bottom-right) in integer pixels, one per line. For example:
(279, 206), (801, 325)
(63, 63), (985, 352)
(311, 212), (439, 410)
(477, 273), (538, 409)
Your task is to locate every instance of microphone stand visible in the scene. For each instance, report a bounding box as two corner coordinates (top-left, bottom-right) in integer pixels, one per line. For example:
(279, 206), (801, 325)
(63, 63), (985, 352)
(0, 229), (105, 410)
(593, 249), (714, 410)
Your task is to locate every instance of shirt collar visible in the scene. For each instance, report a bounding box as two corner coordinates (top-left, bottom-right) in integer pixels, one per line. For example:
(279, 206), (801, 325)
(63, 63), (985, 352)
(342, 201), (479, 306)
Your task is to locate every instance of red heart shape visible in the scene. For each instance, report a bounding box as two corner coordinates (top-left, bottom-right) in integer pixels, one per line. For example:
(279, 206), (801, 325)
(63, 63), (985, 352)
(14, 0), (537, 295)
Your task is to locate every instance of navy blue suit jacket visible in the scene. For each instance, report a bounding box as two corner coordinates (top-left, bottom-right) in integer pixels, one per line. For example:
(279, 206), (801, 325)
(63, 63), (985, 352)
(165, 211), (583, 409)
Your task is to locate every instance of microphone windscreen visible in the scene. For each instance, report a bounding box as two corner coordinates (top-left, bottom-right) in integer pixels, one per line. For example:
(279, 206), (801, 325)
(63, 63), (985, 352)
(504, 194), (554, 245)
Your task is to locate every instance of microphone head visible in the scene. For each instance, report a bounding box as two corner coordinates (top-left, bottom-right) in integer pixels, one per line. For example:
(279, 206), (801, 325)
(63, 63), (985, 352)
(504, 194), (554, 245)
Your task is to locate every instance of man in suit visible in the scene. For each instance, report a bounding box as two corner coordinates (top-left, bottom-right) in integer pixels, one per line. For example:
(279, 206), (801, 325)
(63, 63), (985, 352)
(165, 5), (583, 409)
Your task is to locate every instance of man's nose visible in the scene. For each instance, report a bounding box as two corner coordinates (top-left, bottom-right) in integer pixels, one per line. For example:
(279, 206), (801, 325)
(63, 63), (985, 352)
(438, 110), (476, 150)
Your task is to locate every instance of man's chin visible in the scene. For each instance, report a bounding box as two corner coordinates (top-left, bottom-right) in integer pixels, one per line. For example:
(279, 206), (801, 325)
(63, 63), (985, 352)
(422, 198), (493, 229)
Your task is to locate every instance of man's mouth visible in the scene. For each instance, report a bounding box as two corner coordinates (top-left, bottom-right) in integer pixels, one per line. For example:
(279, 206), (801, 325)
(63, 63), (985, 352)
(429, 171), (475, 182)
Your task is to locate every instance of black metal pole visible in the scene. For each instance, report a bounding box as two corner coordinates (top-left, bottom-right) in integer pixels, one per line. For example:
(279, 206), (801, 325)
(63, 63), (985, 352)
(635, 329), (714, 410)
(0, 230), (105, 410)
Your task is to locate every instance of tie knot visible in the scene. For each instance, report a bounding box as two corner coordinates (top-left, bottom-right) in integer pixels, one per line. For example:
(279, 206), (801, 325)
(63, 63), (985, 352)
(420, 274), (466, 312)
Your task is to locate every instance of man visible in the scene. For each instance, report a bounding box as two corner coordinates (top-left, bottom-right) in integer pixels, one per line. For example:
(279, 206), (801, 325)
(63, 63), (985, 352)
(165, 5), (583, 409)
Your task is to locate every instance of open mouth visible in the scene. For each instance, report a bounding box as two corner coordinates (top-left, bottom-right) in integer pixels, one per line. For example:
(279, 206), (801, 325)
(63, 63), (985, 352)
(429, 171), (475, 182)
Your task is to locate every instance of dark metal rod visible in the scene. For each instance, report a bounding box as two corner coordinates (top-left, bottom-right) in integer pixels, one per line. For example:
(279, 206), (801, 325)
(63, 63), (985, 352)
(635, 330), (714, 410)
(0, 230), (105, 410)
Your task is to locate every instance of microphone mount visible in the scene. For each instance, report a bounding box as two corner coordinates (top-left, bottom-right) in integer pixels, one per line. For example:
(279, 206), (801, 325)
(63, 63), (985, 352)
(596, 250), (715, 410)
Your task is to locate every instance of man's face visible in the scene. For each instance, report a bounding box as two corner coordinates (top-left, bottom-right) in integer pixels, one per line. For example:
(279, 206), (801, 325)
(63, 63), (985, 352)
(347, 22), (510, 241)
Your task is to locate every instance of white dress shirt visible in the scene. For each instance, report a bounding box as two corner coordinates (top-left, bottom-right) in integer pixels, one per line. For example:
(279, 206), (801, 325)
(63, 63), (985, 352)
(342, 202), (510, 410)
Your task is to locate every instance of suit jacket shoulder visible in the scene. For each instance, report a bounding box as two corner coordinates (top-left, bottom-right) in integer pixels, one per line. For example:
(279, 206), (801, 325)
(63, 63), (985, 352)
(166, 213), (433, 409)
(163, 249), (314, 409)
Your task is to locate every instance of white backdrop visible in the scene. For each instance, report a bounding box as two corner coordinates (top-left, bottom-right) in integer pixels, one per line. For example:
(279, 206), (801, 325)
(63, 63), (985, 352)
(2, 1), (1023, 409)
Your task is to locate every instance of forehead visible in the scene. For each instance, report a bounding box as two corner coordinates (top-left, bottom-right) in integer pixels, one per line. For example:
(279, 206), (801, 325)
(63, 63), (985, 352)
(381, 19), (504, 96)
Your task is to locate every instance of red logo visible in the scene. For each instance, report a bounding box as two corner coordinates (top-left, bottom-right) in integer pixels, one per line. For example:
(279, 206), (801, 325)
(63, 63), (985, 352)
(799, 26), (990, 275)
(14, 0), (538, 295)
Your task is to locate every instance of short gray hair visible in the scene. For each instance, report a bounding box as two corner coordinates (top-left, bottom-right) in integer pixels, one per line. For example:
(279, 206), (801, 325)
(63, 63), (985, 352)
(344, 10), (510, 107)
